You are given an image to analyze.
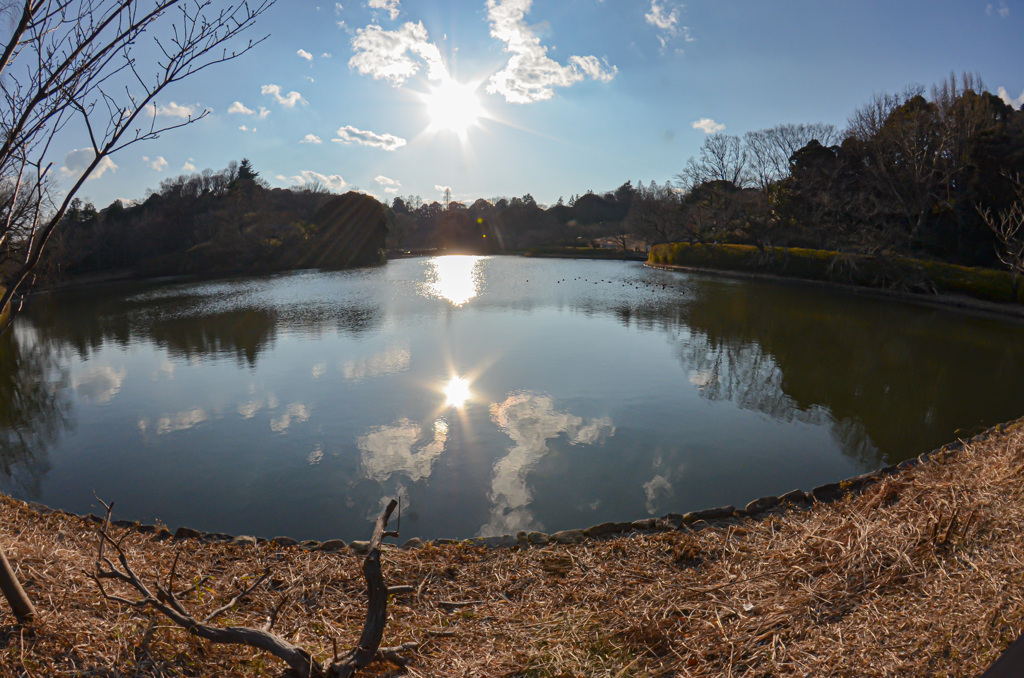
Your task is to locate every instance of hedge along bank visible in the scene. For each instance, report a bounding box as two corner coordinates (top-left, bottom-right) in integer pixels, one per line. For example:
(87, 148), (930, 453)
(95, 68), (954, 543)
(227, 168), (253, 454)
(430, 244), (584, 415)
(648, 242), (1024, 306)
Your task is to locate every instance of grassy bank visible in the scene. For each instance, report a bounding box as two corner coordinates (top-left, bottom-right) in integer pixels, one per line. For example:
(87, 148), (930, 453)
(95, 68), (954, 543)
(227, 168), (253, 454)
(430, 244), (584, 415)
(649, 242), (1024, 306)
(3, 420), (1024, 676)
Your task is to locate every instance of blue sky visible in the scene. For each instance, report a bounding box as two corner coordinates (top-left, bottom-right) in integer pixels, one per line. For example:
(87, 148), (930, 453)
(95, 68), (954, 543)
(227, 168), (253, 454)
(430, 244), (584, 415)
(59, 0), (1024, 209)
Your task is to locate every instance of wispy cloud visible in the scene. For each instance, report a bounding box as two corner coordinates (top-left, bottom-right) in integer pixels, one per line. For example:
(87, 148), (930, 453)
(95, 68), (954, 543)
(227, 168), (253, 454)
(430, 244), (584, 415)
(261, 84), (308, 108)
(645, 0), (678, 31)
(142, 155), (168, 171)
(692, 117), (725, 134)
(300, 133), (323, 144)
(182, 158), (196, 172)
(998, 86), (1024, 109)
(987, 2), (1010, 18)
(485, 0), (617, 104)
(349, 21), (446, 85)
(238, 124), (256, 133)
(297, 48), (313, 61)
(646, 0), (692, 50)
(60, 148), (117, 180)
(321, 52), (333, 58)
(368, 0), (401, 20)
(333, 124), (407, 150)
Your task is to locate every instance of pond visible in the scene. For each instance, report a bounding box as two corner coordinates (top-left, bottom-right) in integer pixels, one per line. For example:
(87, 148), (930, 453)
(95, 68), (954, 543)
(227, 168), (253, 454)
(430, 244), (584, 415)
(3, 255), (1024, 541)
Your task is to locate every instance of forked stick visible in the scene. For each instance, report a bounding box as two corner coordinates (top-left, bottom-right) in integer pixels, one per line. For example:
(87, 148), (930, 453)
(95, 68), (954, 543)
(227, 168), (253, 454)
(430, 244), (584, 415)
(93, 498), (413, 677)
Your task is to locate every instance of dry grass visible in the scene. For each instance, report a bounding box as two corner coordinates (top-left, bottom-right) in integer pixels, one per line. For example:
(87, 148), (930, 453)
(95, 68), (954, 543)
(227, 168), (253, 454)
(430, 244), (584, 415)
(4, 420), (1024, 677)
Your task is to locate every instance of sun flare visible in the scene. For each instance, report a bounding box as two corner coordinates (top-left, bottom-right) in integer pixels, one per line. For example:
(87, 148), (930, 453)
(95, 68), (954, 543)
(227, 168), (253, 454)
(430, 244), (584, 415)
(424, 78), (483, 136)
(443, 376), (472, 409)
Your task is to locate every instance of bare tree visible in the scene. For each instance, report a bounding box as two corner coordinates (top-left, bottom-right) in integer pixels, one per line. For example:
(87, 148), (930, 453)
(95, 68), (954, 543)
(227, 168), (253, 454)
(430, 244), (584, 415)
(0, 0), (273, 625)
(0, 0), (274, 334)
(743, 123), (839, 192)
(978, 173), (1024, 296)
(679, 133), (750, 191)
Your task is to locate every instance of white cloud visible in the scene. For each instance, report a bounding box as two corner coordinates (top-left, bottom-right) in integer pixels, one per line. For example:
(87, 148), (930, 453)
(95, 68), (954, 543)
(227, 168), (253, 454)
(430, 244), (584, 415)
(349, 21), (447, 85)
(59, 148), (118, 180)
(434, 184), (451, 193)
(692, 117), (725, 134)
(997, 86), (1024, 109)
(145, 101), (200, 118)
(645, 0), (678, 31)
(645, 0), (691, 49)
(368, 0), (401, 20)
(335, 2), (343, 13)
(375, 175), (402, 194)
(297, 48), (313, 61)
(322, 52), (333, 58)
(261, 84), (308, 107)
(229, 102), (270, 119)
(485, 0), (617, 104)
(987, 2), (1010, 17)
(238, 125), (256, 132)
(282, 170), (348, 192)
(142, 155), (168, 171)
(182, 158), (197, 171)
(333, 124), (407, 150)
(300, 133), (323, 144)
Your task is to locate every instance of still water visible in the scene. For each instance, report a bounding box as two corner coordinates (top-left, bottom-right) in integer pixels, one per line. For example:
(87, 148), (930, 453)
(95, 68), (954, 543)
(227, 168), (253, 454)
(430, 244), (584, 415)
(3, 256), (1024, 541)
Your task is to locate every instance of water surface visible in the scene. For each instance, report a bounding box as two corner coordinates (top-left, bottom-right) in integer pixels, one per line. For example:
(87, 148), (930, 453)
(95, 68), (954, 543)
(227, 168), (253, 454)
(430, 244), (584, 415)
(3, 256), (1023, 540)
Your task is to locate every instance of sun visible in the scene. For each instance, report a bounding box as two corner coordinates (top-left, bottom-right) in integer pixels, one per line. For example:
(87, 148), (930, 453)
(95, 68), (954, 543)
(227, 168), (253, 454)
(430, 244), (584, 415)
(423, 78), (484, 136)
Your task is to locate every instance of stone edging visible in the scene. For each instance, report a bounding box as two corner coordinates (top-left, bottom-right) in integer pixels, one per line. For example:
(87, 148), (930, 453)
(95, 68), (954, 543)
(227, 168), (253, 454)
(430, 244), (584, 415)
(11, 420), (1018, 556)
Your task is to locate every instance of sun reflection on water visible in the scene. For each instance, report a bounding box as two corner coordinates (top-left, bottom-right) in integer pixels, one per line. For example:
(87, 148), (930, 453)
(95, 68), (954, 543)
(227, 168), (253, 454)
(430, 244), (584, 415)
(424, 255), (486, 306)
(443, 376), (472, 409)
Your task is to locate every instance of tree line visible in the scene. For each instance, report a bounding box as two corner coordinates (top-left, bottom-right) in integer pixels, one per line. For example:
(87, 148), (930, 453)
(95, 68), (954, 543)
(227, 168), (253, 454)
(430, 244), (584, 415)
(17, 73), (1024, 288)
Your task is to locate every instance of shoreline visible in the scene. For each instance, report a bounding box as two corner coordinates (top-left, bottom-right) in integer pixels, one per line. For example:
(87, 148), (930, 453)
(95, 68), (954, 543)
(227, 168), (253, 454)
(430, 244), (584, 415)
(2, 416), (1022, 676)
(2, 419), (1006, 555)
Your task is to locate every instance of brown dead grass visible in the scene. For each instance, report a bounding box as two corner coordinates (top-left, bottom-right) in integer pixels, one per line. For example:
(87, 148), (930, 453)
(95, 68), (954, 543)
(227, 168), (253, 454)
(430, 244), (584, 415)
(3, 420), (1024, 677)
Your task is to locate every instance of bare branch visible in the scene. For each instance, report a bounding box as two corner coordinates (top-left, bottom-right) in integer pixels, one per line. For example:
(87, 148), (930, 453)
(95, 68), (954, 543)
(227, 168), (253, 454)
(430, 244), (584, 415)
(91, 498), (413, 677)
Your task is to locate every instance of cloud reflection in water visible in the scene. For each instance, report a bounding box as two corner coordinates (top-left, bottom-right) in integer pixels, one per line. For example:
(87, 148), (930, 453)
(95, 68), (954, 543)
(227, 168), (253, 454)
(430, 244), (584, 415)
(155, 407), (208, 435)
(358, 418), (449, 483)
(481, 392), (614, 537)
(72, 365), (126, 404)
(341, 344), (410, 382)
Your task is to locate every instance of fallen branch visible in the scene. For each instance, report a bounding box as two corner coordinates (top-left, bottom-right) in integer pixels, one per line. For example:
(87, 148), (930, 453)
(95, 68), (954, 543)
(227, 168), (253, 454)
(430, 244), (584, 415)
(93, 498), (411, 677)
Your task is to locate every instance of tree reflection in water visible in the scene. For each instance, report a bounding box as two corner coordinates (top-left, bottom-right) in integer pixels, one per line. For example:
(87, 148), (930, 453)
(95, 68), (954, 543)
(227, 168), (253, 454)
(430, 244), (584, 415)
(21, 277), (381, 368)
(615, 276), (1024, 467)
(0, 328), (70, 498)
